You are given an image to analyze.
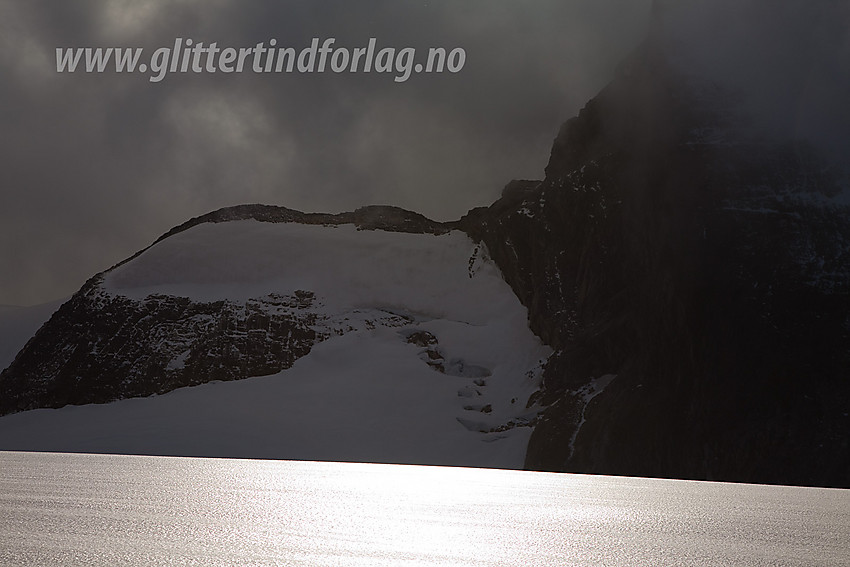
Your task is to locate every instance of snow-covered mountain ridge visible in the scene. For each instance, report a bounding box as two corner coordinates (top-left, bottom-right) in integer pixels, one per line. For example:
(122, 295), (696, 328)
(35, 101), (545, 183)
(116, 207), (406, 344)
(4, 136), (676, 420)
(0, 211), (550, 468)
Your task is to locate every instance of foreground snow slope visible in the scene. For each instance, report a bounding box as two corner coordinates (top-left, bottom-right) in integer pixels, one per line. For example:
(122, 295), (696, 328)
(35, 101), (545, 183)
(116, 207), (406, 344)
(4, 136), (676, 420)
(0, 220), (550, 468)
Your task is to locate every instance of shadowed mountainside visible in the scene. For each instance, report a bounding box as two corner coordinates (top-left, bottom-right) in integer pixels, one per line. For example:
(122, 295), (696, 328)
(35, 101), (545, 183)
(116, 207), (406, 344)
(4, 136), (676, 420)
(459, 38), (850, 487)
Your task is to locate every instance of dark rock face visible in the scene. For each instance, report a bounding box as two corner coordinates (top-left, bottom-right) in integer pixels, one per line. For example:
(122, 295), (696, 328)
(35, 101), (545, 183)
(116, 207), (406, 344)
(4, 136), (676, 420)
(0, 279), (322, 415)
(460, 42), (850, 487)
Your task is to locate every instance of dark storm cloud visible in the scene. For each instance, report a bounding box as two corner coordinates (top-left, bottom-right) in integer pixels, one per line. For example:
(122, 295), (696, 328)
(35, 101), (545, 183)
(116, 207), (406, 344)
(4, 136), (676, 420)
(0, 0), (652, 306)
(655, 0), (850, 163)
(8, 1), (848, 308)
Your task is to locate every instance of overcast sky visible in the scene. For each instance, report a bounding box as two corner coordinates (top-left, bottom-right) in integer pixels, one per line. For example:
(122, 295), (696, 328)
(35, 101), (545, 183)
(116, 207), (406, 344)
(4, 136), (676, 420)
(1, 1), (847, 307)
(1, 0), (654, 306)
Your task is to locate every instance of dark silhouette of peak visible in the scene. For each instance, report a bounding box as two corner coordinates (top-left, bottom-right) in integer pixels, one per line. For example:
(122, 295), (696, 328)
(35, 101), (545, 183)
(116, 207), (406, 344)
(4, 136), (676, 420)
(467, 31), (850, 487)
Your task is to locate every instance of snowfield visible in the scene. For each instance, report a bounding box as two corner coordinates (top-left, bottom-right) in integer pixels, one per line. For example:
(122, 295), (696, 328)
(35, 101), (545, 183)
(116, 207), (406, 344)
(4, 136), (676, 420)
(0, 220), (551, 469)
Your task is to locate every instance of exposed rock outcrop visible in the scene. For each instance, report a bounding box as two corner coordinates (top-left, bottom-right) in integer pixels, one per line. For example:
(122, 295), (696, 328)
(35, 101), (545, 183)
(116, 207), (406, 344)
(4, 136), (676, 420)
(0, 282), (322, 414)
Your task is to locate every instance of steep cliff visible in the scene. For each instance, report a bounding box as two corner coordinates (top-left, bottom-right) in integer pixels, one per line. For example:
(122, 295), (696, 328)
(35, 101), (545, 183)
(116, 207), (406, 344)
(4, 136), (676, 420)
(460, 39), (850, 487)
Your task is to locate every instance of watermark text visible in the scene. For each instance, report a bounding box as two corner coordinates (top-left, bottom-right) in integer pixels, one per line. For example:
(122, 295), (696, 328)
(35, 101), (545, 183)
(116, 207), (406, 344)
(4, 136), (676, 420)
(56, 38), (467, 83)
